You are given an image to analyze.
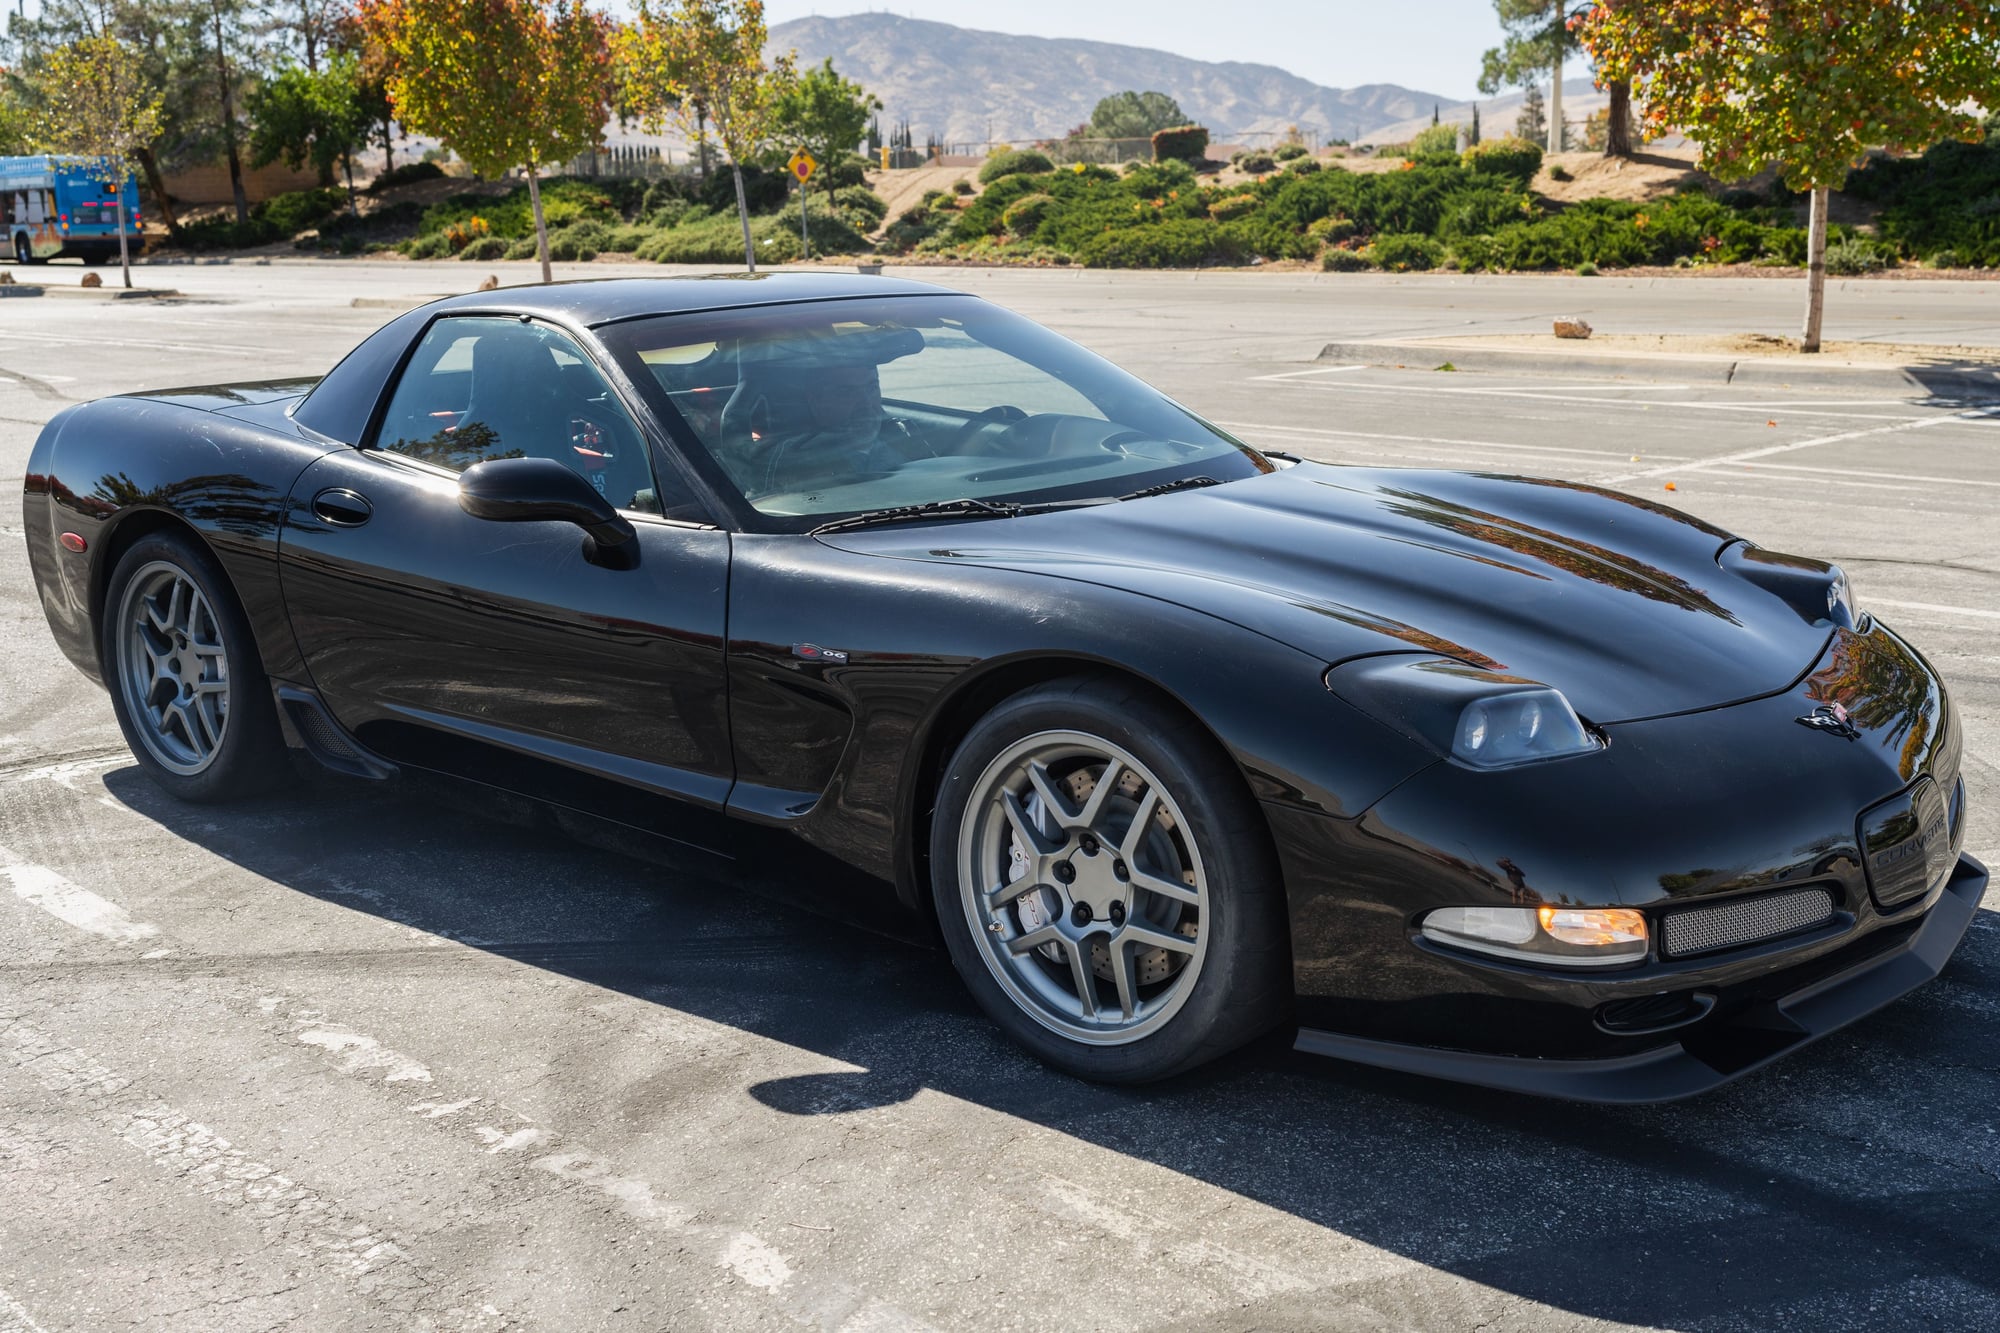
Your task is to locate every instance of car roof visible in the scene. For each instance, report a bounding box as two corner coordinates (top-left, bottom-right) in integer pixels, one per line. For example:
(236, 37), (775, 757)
(421, 272), (967, 328)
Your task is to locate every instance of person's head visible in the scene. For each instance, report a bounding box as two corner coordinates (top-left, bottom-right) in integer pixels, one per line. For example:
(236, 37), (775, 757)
(800, 360), (884, 448)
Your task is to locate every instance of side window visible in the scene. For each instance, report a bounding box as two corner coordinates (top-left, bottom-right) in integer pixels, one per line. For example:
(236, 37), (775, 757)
(372, 317), (685, 516)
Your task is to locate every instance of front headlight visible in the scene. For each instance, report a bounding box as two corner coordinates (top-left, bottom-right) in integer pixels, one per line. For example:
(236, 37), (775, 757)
(1326, 656), (1602, 770)
(1421, 904), (1649, 967)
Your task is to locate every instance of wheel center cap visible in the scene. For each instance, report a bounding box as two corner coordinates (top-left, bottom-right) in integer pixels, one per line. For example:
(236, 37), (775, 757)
(1065, 849), (1127, 917)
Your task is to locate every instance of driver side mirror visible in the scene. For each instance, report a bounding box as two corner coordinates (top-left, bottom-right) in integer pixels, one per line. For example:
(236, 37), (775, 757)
(458, 456), (638, 569)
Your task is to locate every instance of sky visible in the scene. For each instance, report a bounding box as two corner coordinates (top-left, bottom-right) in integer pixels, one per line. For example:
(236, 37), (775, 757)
(763, 1), (1515, 102)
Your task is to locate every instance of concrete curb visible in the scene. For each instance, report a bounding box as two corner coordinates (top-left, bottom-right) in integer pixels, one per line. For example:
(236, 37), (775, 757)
(351, 294), (456, 310)
(1316, 339), (2000, 398)
(0, 283), (177, 299)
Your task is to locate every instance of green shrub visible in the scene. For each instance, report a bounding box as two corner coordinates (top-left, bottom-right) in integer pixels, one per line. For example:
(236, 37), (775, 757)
(979, 149), (1055, 184)
(1366, 232), (1444, 270)
(1843, 136), (2000, 266)
(1548, 164), (1573, 182)
(261, 188), (347, 237)
(1823, 239), (1885, 275)
(605, 225), (654, 253)
(952, 180), (974, 196)
(370, 161), (445, 192)
(830, 185), (887, 224)
(546, 218), (610, 262)
(1151, 124), (1210, 163)
(504, 237), (539, 260)
(1274, 143), (1310, 162)
(414, 177), (626, 241)
(1927, 248), (1966, 269)
(1286, 157), (1322, 175)
(1307, 215), (1357, 243)
(1462, 136), (1544, 188)
(1406, 124), (1460, 166)
(459, 235), (510, 261)
(1238, 152), (1276, 175)
(401, 232), (451, 259)
(1208, 192), (1261, 221)
(1576, 261), (1599, 276)
(1001, 192), (1057, 237)
(647, 197), (691, 229)
(636, 211), (801, 264)
(1321, 248), (1374, 271)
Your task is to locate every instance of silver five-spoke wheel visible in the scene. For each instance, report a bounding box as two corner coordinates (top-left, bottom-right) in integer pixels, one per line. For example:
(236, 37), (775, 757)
(959, 730), (1209, 1045)
(115, 560), (231, 776)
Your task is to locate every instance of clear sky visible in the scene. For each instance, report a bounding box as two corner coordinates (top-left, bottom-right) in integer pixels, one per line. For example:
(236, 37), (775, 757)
(763, 1), (1514, 103)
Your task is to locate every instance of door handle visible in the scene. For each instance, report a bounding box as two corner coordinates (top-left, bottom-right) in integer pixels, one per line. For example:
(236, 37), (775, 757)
(311, 488), (372, 527)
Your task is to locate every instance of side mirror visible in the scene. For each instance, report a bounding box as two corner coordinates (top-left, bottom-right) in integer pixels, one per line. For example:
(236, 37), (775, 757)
(458, 456), (638, 568)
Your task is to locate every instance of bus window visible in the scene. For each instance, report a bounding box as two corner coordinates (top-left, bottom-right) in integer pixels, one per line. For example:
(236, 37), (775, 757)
(27, 190), (48, 225)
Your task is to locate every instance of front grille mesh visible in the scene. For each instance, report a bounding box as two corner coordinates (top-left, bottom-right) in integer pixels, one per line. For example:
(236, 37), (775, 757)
(1661, 887), (1836, 959)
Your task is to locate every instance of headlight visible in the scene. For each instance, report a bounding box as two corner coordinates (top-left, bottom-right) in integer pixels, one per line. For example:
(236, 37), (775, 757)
(1422, 904), (1648, 967)
(1326, 656), (1602, 770)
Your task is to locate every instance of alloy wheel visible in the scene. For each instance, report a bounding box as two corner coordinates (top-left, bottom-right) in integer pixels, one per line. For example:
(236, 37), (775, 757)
(958, 729), (1209, 1045)
(115, 560), (231, 775)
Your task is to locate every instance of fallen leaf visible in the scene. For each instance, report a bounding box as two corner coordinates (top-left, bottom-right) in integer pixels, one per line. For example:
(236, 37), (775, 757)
(1663, 482), (1678, 491)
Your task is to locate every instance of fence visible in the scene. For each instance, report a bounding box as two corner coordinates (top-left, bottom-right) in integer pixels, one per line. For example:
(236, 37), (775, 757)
(559, 144), (683, 181)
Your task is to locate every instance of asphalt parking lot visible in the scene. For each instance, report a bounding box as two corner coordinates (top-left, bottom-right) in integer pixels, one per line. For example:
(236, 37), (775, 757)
(3, 262), (1999, 1332)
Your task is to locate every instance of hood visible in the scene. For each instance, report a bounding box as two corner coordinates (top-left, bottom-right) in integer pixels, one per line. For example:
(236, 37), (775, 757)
(826, 463), (1834, 724)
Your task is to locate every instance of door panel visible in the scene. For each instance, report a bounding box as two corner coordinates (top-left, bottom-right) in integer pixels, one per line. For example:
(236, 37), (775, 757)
(279, 446), (733, 817)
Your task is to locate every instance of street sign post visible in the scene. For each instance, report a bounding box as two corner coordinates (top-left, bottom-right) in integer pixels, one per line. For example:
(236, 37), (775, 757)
(787, 151), (817, 260)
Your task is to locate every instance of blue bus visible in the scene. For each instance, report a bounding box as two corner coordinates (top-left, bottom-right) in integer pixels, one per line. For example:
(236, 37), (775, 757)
(2, 155), (146, 266)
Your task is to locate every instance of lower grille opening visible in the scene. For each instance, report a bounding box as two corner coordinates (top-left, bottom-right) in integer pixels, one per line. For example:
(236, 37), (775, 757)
(1595, 990), (1716, 1036)
(1661, 887), (1836, 960)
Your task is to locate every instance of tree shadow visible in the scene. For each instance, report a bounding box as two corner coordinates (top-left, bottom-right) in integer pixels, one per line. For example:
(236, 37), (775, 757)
(100, 764), (2000, 1330)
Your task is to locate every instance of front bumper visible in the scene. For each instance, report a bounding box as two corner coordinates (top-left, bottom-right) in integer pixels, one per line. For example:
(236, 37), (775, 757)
(1297, 853), (1985, 1103)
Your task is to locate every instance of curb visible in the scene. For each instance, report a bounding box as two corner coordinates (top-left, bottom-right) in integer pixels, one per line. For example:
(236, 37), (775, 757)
(0, 284), (177, 300)
(351, 294), (455, 310)
(1315, 340), (2000, 398)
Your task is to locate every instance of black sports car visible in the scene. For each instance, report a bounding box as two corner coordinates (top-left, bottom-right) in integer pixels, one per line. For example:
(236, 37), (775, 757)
(22, 273), (1981, 1101)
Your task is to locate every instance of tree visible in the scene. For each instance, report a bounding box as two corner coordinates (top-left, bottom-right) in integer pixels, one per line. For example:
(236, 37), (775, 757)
(363, 0), (612, 283)
(26, 35), (163, 288)
(1087, 90), (1186, 141)
(1470, 103), (1482, 146)
(771, 57), (878, 201)
(0, 78), (32, 155)
(1514, 84), (1547, 144)
(1583, 1), (2000, 352)
(1482, 2), (1632, 158)
(255, 0), (353, 72)
(618, 0), (795, 273)
(248, 53), (372, 205)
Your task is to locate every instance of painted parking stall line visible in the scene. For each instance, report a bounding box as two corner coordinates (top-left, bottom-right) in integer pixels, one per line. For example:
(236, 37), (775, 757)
(1, 844), (158, 943)
(0, 1285), (49, 1333)
(1603, 407), (2000, 484)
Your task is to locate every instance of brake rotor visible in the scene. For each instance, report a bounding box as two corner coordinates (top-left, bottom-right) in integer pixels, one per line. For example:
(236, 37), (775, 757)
(1006, 763), (1199, 987)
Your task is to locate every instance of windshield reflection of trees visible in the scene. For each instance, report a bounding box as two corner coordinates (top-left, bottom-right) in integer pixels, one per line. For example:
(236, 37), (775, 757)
(1373, 485), (1739, 621)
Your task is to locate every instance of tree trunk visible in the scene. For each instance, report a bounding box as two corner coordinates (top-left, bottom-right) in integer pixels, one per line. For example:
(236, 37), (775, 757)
(1605, 80), (1633, 158)
(115, 182), (132, 289)
(526, 164), (552, 285)
(1548, 45), (1563, 154)
(733, 163), (755, 273)
(1802, 186), (1830, 353)
(343, 153), (357, 216)
(136, 147), (180, 241)
(213, 4), (248, 223)
(381, 117), (396, 178)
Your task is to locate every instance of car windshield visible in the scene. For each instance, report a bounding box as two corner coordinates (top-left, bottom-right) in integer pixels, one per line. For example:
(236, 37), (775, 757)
(598, 294), (1269, 529)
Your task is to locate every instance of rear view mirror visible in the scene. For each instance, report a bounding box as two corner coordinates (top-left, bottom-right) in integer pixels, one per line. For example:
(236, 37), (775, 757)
(458, 456), (638, 568)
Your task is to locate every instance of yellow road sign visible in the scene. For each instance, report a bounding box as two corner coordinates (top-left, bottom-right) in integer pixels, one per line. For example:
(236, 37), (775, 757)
(787, 150), (817, 183)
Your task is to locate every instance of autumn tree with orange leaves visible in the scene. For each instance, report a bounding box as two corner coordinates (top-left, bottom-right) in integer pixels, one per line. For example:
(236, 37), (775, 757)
(1581, 1), (2000, 352)
(361, 0), (611, 283)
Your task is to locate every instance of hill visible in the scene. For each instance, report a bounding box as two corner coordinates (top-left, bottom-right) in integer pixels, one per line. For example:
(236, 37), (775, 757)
(766, 13), (1454, 148)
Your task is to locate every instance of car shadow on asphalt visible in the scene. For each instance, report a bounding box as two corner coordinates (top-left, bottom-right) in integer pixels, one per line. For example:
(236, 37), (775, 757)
(100, 764), (2000, 1331)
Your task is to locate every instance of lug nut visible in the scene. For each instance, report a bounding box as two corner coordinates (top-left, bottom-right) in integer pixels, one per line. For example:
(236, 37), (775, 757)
(1079, 834), (1099, 855)
(1053, 862), (1076, 884)
(1072, 903), (1092, 926)
(1112, 860), (1128, 880)
(1109, 902), (1125, 926)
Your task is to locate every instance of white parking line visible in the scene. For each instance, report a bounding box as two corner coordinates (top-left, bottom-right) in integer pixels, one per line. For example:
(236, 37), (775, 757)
(1602, 408), (2000, 484)
(0, 848), (158, 943)
(1248, 365), (1372, 381)
(1262, 376), (1941, 419)
(1717, 461), (2000, 489)
(0, 1285), (49, 1333)
(1871, 598), (2000, 623)
(1217, 419), (1684, 461)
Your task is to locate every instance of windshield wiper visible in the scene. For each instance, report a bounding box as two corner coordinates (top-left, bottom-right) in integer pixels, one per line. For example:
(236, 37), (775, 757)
(809, 497), (1025, 536)
(1116, 475), (1221, 502)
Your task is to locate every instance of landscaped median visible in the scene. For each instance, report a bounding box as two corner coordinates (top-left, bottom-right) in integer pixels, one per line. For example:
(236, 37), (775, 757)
(1315, 332), (2000, 397)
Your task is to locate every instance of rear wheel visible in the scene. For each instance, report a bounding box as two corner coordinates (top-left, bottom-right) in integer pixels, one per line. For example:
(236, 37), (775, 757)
(931, 676), (1290, 1082)
(13, 234), (35, 266)
(102, 531), (292, 802)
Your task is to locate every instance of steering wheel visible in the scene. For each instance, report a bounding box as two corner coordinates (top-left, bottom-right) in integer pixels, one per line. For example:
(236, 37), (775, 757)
(947, 404), (1030, 456)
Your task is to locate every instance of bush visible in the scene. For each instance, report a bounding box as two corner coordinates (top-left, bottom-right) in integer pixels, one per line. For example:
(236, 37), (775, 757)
(1151, 124), (1210, 164)
(1285, 157), (1322, 175)
(980, 149), (1055, 184)
(1823, 239), (1885, 275)
(261, 188), (346, 237)
(1237, 152), (1276, 175)
(1321, 248), (1374, 271)
(1843, 135), (2000, 266)
(831, 184), (888, 224)
(400, 232), (450, 259)
(1001, 192), (1057, 237)
(1308, 215), (1357, 244)
(1208, 192), (1261, 221)
(1462, 136), (1544, 188)
(547, 218), (611, 262)
(1576, 261), (1599, 276)
(1274, 143), (1310, 162)
(504, 237), (539, 260)
(952, 180), (974, 196)
(604, 225), (655, 254)
(370, 161), (445, 192)
(459, 235), (510, 262)
(1366, 232), (1444, 270)
(1548, 164), (1573, 182)
(1406, 124), (1461, 166)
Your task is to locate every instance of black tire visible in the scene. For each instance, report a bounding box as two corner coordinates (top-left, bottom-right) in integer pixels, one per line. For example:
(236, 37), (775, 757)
(13, 234), (36, 266)
(100, 530), (294, 803)
(930, 675), (1290, 1082)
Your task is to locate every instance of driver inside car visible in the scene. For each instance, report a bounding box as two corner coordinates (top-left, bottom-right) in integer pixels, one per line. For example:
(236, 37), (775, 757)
(717, 326), (934, 499)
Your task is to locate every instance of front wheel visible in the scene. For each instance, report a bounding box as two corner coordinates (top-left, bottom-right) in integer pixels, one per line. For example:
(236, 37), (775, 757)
(931, 677), (1290, 1082)
(101, 531), (293, 802)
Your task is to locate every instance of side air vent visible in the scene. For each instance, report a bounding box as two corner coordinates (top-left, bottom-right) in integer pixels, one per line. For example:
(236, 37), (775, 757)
(275, 687), (397, 780)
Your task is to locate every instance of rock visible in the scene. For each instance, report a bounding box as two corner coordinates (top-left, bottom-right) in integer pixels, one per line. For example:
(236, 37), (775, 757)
(0, 270), (13, 285)
(476, 274), (499, 291)
(80, 272), (103, 288)
(1553, 317), (1592, 340)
